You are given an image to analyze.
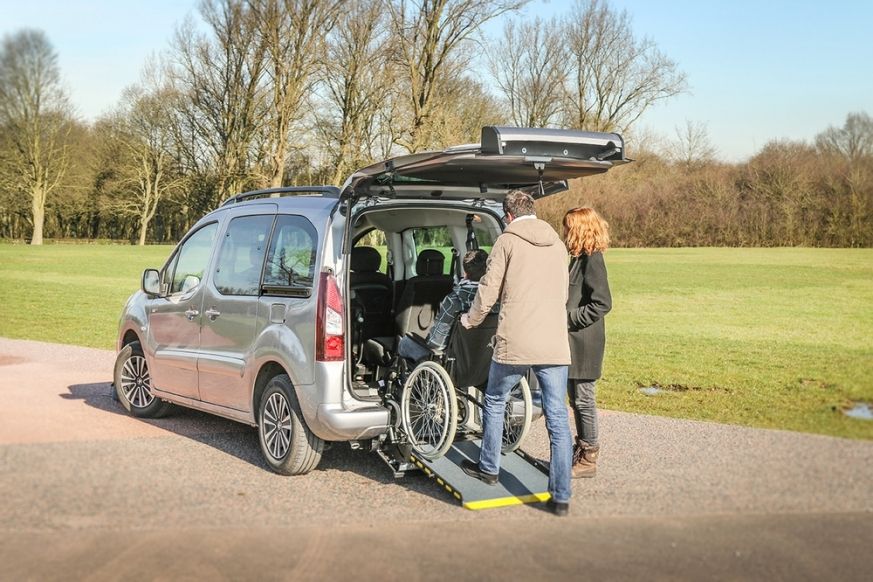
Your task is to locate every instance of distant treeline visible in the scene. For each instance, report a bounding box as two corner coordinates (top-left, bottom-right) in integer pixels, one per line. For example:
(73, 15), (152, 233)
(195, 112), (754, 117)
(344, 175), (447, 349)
(539, 115), (873, 247)
(0, 1), (870, 247)
(2, 113), (870, 248)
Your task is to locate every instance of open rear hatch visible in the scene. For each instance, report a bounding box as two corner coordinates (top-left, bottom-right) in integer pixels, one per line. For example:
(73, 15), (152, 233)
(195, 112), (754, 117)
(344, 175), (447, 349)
(344, 126), (629, 201)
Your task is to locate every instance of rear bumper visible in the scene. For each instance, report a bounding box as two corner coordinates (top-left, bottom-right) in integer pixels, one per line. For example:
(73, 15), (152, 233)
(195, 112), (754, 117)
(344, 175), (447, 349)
(300, 360), (390, 441)
(315, 403), (390, 441)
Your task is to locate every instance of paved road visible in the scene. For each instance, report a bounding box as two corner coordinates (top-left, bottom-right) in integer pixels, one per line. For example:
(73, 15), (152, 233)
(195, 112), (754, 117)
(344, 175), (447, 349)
(1, 337), (872, 580)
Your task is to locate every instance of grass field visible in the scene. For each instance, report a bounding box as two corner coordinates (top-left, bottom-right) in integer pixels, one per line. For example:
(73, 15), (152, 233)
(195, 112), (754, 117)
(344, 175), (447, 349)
(1, 244), (871, 440)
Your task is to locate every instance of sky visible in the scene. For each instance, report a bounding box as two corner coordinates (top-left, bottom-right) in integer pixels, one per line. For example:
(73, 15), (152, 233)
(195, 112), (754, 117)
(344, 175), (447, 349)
(1, 0), (871, 161)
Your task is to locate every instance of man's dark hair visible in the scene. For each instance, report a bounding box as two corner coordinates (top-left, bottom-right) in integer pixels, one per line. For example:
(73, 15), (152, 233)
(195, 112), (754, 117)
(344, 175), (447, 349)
(462, 249), (488, 281)
(503, 189), (536, 218)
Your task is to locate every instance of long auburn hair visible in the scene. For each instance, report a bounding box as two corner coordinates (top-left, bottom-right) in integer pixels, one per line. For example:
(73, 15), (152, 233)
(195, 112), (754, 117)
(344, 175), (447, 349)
(563, 207), (610, 257)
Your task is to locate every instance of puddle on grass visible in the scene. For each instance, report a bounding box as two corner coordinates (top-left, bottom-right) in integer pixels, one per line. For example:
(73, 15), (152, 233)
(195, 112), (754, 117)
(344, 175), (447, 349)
(842, 402), (873, 421)
(637, 382), (730, 396)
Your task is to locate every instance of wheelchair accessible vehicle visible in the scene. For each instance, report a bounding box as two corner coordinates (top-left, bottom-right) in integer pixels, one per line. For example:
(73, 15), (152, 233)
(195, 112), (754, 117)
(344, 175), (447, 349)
(115, 127), (628, 475)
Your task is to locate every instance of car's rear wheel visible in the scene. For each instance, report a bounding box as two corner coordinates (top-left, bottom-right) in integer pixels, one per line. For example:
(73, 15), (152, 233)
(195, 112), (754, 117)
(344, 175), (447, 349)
(113, 341), (172, 418)
(257, 374), (324, 475)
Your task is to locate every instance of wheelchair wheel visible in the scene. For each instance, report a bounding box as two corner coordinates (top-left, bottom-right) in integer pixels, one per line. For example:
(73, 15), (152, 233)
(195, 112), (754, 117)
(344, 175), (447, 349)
(400, 361), (458, 460)
(502, 377), (532, 453)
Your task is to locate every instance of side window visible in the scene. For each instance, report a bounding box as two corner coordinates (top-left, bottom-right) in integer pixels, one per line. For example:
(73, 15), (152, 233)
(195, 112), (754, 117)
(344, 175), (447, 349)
(263, 215), (318, 294)
(354, 229), (388, 273)
(214, 214), (274, 296)
(169, 222), (219, 294)
(412, 226), (452, 275)
(473, 225), (496, 254)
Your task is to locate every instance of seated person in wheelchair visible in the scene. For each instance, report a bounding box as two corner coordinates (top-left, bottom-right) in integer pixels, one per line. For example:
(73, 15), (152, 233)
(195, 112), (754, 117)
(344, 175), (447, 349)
(397, 249), (489, 362)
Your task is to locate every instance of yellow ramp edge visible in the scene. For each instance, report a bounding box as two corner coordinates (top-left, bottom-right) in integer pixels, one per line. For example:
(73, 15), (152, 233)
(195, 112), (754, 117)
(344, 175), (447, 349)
(464, 492), (551, 511)
(409, 440), (551, 511)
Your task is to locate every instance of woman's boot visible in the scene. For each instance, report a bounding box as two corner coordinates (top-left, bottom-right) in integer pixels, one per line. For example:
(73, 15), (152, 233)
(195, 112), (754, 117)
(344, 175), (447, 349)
(572, 439), (599, 479)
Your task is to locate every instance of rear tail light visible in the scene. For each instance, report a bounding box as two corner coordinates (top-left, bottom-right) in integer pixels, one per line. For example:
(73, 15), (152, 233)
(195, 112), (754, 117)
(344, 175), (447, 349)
(316, 271), (344, 361)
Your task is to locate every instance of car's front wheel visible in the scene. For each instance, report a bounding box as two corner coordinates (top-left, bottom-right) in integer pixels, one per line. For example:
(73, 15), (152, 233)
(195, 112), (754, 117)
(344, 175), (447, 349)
(113, 341), (172, 418)
(257, 375), (324, 475)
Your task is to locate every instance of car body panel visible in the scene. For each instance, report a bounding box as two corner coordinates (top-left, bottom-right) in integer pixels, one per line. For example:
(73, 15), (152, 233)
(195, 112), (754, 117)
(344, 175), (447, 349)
(143, 217), (224, 400)
(197, 205), (277, 410)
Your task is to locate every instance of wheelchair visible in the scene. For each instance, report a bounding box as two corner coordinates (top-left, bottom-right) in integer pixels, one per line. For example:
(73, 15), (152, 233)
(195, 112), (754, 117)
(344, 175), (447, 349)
(387, 313), (534, 461)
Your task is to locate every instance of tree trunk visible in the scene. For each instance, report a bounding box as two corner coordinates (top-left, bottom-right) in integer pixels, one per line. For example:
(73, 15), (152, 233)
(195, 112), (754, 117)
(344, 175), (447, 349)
(138, 216), (148, 246)
(30, 194), (45, 245)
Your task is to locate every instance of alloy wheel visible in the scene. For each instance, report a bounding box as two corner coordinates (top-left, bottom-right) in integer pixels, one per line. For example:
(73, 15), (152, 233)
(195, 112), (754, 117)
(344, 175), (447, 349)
(263, 392), (293, 460)
(119, 355), (155, 409)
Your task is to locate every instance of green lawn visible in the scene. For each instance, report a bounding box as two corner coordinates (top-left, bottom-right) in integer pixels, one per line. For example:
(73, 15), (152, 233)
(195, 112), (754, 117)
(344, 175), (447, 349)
(0, 244), (173, 349)
(1, 244), (871, 439)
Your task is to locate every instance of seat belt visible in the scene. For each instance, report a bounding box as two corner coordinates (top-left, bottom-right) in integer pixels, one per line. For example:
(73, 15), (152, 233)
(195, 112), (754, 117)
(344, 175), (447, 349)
(450, 248), (460, 283)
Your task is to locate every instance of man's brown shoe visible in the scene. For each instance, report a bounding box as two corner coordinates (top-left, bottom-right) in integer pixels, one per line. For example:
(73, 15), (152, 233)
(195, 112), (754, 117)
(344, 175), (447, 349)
(571, 441), (599, 479)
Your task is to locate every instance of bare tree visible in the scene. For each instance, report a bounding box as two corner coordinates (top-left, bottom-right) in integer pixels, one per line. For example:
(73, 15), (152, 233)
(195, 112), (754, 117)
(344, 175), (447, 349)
(563, 0), (686, 132)
(489, 17), (567, 127)
(669, 120), (717, 168)
(250, 0), (342, 187)
(816, 112), (873, 246)
(387, 0), (526, 153)
(318, 0), (392, 184)
(427, 75), (506, 146)
(816, 111), (873, 162)
(106, 79), (184, 245)
(0, 29), (72, 245)
(171, 0), (268, 204)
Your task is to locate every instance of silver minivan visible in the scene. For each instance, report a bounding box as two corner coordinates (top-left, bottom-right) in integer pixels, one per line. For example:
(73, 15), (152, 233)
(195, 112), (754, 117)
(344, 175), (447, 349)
(115, 126), (627, 475)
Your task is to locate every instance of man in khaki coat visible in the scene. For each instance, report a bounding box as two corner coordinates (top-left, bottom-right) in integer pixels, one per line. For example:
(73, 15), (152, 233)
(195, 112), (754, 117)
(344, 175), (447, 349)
(460, 190), (573, 516)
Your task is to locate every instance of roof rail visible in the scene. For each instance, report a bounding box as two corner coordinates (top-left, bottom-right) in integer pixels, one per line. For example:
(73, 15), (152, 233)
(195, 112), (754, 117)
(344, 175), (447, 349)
(221, 186), (341, 207)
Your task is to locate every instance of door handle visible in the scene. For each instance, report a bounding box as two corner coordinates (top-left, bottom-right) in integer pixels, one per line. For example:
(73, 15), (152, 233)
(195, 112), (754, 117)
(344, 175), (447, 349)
(205, 308), (221, 320)
(185, 309), (199, 320)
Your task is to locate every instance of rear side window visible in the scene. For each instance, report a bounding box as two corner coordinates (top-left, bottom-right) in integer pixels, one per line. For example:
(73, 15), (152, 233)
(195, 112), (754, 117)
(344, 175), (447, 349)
(473, 225), (496, 253)
(168, 222), (219, 294)
(214, 214), (274, 296)
(412, 226), (452, 275)
(263, 215), (318, 295)
(354, 229), (388, 273)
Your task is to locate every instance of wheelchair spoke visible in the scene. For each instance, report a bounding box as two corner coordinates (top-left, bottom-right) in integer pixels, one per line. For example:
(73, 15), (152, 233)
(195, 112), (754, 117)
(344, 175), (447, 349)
(399, 362), (457, 460)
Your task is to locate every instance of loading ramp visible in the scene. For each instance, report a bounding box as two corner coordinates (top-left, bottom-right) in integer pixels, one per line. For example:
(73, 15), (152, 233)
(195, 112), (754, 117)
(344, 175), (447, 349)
(409, 439), (552, 510)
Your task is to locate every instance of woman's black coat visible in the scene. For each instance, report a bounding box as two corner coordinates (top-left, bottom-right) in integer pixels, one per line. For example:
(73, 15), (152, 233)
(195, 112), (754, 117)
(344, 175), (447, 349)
(567, 251), (612, 380)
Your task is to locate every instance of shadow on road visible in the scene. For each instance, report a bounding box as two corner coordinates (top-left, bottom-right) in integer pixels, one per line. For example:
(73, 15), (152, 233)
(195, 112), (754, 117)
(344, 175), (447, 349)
(63, 382), (455, 505)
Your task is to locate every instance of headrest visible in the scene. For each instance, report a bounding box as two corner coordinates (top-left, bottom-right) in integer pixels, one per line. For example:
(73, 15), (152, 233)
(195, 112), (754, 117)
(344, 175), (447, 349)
(351, 246), (382, 273)
(416, 249), (445, 276)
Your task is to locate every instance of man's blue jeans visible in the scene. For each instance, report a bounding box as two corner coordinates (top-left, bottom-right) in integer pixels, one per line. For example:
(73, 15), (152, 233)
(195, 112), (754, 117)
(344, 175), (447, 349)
(478, 361), (572, 503)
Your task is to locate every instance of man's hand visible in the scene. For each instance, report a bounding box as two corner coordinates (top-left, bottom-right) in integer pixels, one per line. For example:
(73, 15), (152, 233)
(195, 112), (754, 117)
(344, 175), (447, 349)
(460, 313), (473, 329)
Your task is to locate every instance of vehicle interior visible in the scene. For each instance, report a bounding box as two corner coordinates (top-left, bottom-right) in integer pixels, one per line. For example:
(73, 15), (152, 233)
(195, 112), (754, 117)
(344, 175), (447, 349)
(346, 204), (503, 398)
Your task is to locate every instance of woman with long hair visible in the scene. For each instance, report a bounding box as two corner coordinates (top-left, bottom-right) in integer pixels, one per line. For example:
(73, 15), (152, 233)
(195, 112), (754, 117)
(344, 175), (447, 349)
(563, 207), (612, 478)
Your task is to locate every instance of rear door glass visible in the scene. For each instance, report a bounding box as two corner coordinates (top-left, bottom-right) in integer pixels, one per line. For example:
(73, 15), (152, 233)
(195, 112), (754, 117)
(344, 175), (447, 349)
(263, 215), (318, 291)
(214, 214), (274, 296)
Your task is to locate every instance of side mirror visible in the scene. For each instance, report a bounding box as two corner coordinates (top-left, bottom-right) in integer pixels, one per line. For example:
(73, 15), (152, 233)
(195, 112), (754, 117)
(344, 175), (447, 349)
(142, 269), (162, 297)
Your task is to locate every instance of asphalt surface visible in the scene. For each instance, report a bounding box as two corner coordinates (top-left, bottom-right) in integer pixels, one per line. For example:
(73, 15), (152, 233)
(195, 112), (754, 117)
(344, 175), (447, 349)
(1, 337), (872, 580)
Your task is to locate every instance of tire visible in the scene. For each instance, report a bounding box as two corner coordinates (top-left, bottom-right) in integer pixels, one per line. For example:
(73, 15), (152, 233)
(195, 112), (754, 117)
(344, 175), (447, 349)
(400, 361), (458, 460)
(455, 388), (475, 431)
(257, 374), (324, 476)
(501, 377), (532, 454)
(114, 341), (172, 418)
